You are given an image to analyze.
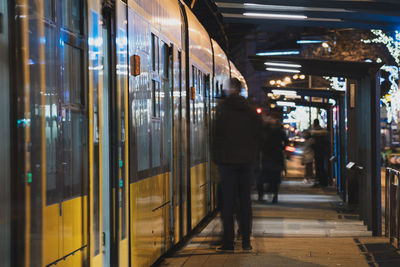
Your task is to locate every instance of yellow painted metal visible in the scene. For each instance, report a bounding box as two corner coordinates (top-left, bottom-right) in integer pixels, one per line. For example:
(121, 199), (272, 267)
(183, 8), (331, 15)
(42, 196), (88, 267)
(62, 197), (86, 258)
(43, 204), (60, 265)
(190, 163), (208, 228)
(130, 172), (171, 267)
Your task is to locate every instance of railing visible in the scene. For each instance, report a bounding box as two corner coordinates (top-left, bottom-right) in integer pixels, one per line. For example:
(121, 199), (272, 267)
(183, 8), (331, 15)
(385, 167), (400, 248)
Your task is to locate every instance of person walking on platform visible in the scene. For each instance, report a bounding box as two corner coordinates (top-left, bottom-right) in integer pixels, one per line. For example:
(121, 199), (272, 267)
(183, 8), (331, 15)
(301, 130), (314, 184)
(311, 119), (330, 187)
(257, 112), (288, 204)
(212, 78), (262, 252)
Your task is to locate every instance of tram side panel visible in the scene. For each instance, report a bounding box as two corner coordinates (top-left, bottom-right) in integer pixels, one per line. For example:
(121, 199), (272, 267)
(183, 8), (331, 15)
(10, 1), (90, 266)
(184, 4), (213, 230)
(126, 0), (183, 265)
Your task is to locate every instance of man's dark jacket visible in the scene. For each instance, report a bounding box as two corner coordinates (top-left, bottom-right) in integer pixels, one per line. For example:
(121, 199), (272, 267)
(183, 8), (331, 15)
(212, 95), (262, 165)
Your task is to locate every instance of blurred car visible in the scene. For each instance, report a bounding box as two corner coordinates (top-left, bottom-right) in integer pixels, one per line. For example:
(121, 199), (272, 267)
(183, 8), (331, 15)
(285, 137), (305, 158)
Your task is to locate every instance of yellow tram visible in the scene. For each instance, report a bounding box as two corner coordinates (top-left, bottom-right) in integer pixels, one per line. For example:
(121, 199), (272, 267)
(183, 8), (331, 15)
(0, 0), (247, 266)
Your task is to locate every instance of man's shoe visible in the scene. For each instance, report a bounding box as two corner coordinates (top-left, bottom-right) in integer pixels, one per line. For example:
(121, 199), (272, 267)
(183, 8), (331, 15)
(216, 245), (234, 253)
(242, 244), (252, 251)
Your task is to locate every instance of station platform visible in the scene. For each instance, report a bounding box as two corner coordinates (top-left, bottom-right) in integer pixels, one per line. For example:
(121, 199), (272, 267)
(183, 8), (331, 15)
(159, 158), (400, 267)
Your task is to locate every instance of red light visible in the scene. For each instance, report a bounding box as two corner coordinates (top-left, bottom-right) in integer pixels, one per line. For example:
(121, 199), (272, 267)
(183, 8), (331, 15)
(256, 108), (262, 114)
(290, 127), (295, 132)
(285, 146), (296, 152)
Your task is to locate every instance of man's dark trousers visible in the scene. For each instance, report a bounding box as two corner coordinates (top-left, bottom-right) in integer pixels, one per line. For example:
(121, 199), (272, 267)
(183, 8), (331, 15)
(315, 155), (328, 186)
(219, 164), (252, 247)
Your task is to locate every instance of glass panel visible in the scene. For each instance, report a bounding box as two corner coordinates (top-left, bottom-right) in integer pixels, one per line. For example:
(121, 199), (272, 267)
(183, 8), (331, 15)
(152, 80), (160, 117)
(152, 34), (159, 72)
(62, 43), (85, 199)
(45, 25), (59, 204)
(62, 1), (71, 30)
(72, 48), (83, 105)
(44, 0), (54, 21)
(62, 108), (72, 198)
(62, 0), (81, 33)
(161, 42), (168, 78)
(152, 120), (161, 168)
(136, 97), (151, 172)
(71, 113), (85, 196)
(71, 0), (81, 32)
(63, 45), (71, 103)
(198, 70), (201, 94)
(90, 10), (101, 256)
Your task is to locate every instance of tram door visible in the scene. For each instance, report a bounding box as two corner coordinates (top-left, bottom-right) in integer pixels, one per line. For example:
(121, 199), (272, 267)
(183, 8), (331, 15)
(111, 1), (129, 266)
(0, 1), (11, 266)
(173, 50), (184, 242)
(101, 16), (112, 267)
(42, 1), (88, 266)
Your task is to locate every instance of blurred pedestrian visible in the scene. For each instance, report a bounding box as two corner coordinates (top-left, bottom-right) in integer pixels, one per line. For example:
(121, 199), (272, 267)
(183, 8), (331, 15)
(311, 119), (330, 187)
(257, 111), (288, 204)
(212, 78), (262, 252)
(301, 130), (314, 184)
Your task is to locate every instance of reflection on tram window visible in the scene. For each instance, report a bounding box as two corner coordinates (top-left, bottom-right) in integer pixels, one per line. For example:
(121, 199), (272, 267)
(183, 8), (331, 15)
(62, 0), (82, 33)
(45, 24), (58, 205)
(152, 33), (159, 72)
(44, 0), (54, 21)
(152, 120), (161, 168)
(63, 45), (83, 105)
(152, 80), (160, 117)
(71, 113), (85, 196)
(161, 42), (169, 78)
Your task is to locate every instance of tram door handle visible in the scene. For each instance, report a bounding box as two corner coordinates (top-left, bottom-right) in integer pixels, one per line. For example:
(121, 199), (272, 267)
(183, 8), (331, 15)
(346, 161), (364, 171)
(59, 202), (62, 216)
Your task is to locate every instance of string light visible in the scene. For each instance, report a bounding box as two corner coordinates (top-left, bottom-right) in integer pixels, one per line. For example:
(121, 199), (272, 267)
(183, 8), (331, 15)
(323, 77), (346, 91)
(362, 30), (400, 122)
(361, 30), (400, 66)
(380, 65), (399, 123)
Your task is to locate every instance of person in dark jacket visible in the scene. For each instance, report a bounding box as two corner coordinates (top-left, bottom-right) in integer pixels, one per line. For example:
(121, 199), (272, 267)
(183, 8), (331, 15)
(311, 119), (330, 187)
(212, 78), (262, 252)
(257, 111), (288, 204)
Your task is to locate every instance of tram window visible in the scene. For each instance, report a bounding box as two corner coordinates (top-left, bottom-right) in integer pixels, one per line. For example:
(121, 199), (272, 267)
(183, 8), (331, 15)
(152, 120), (161, 168)
(71, 113), (85, 196)
(161, 42), (169, 78)
(152, 80), (160, 117)
(44, 0), (54, 21)
(192, 65), (197, 88)
(63, 45), (83, 105)
(151, 34), (159, 72)
(198, 70), (202, 95)
(45, 25), (58, 205)
(62, 0), (82, 33)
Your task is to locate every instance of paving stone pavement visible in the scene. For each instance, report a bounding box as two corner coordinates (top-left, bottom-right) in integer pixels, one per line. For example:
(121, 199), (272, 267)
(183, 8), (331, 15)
(158, 157), (400, 267)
